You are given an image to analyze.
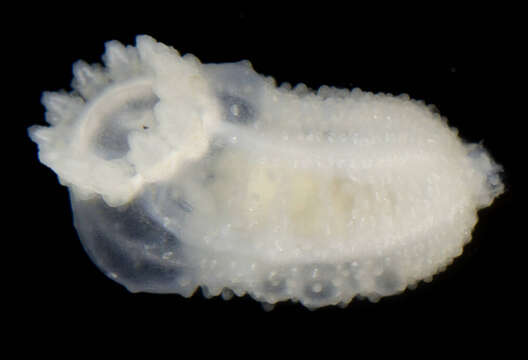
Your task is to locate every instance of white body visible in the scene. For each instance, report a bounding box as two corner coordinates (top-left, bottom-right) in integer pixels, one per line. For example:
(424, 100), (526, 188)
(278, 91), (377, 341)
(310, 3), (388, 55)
(29, 35), (503, 308)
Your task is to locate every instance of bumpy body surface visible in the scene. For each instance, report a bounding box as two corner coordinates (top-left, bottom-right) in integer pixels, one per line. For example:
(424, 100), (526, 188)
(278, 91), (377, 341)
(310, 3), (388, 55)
(29, 36), (503, 308)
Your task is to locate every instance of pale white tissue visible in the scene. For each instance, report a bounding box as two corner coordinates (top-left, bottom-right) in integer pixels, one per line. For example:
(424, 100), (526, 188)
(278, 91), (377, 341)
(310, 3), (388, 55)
(29, 35), (503, 309)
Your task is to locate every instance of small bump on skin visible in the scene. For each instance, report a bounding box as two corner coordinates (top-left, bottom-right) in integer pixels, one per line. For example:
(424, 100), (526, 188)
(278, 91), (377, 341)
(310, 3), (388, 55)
(219, 93), (257, 125)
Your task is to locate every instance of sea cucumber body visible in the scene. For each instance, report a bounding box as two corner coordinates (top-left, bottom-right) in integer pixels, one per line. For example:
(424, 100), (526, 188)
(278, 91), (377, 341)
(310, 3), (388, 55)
(30, 36), (503, 308)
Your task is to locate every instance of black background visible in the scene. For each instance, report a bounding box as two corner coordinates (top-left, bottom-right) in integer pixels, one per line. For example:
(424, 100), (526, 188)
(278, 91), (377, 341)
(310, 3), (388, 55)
(16, 5), (519, 343)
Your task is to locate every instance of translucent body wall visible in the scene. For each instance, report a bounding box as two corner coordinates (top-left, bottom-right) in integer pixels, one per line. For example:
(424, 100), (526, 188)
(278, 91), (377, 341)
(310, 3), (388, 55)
(29, 36), (503, 309)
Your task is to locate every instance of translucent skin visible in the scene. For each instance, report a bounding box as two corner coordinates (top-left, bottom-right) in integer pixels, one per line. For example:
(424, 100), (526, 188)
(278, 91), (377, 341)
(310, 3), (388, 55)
(29, 35), (503, 309)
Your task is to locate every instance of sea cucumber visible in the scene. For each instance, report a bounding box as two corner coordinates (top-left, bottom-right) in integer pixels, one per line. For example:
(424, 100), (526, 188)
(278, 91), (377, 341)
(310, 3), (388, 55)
(28, 35), (504, 309)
